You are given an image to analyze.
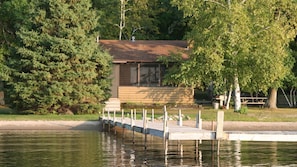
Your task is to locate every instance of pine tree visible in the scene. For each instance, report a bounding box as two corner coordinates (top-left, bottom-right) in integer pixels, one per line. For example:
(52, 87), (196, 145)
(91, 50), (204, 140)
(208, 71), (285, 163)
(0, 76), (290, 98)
(5, 0), (112, 114)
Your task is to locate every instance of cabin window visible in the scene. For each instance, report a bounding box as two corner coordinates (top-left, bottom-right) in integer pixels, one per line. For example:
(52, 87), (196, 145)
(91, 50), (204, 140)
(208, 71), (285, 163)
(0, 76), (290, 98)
(139, 64), (161, 86)
(120, 63), (165, 87)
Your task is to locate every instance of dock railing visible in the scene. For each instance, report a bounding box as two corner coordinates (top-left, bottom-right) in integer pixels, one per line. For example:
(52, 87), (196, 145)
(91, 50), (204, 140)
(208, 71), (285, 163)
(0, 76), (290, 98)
(101, 106), (224, 141)
(100, 106), (297, 157)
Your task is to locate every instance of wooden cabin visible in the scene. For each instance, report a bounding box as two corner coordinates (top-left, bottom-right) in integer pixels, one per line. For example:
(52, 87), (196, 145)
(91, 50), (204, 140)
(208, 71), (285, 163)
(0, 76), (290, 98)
(100, 40), (194, 110)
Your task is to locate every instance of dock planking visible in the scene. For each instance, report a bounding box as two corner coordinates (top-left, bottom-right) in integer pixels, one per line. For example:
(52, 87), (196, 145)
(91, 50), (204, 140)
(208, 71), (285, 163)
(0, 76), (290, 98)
(100, 108), (297, 142)
(227, 131), (297, 142)
(106, 119), (216, 140)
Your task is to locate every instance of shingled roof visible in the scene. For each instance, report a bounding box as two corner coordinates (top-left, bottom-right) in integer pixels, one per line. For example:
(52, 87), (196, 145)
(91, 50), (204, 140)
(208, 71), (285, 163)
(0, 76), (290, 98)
(99, 40), (189, 63)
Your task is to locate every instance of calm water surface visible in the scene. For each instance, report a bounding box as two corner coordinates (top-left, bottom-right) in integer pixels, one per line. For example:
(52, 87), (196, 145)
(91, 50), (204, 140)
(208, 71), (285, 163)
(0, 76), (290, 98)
(0, 130), (297, 166)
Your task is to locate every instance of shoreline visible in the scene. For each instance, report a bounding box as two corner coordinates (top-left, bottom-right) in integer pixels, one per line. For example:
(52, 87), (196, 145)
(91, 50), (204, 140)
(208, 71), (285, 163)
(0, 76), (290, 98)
(0, 120), (297, 131)
(0, 121), (100, 131)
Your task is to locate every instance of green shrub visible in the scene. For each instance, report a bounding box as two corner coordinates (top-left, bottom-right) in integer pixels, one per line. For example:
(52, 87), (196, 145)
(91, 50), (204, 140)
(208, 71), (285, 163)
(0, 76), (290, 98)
(239, 106), (248, 114)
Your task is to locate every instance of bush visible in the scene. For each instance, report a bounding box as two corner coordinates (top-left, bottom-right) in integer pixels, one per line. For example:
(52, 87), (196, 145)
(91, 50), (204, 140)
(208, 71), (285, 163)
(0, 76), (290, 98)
(238, 106), (248, 114)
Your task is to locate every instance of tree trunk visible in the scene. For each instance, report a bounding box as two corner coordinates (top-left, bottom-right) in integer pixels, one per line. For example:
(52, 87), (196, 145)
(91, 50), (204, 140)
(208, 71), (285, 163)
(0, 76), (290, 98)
(268, 88), (278, 109)
(226, 85), (232, 110)
(119, 0), (126, 40)
(234, 75), (241, 112)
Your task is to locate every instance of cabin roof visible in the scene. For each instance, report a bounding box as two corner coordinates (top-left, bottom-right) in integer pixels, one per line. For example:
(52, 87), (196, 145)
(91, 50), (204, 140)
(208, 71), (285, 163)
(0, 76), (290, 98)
(99, 40), (189, 63)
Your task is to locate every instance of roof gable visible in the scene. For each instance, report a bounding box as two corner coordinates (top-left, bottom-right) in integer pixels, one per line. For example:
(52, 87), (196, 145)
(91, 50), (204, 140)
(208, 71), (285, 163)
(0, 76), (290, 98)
(99, 40), (189, 63)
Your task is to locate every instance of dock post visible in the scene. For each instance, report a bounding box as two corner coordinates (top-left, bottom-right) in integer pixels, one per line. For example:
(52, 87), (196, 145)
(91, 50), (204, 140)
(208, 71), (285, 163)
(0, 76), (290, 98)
(143, 109), (147, 132)
(216, 111), (224, 156)
(107, 110), (110, 121)
(177, 140), (183, 159)
(180, 142), (183, 162)
(196, 110), (202, 130)
(143, 109), (148, 150)
(102, 109), (105, 130)
(217, 140), (220, 156)
(134, 109), (137, 120)
(113, 110), (116, 135)
(107, 110), (111, 132)
(195, 140), (199, 160)
(211, 121), (215, 152)
(131, 109), (135, 144)
(113, 110), (116, 124)
(178, 109), (183, 126)
(216, 111), (224, 139)
(102, 108), (105, 119)
(121, 109), (124, 124)
(130, 109), (134, 126)
(121, 109), (125, 140)
(163, 106), (169, 162)
(151, 109), (154, 122)
(142, 108), (144, 120)
(164, 139), (168, 166)
(163, 106), (168, 139)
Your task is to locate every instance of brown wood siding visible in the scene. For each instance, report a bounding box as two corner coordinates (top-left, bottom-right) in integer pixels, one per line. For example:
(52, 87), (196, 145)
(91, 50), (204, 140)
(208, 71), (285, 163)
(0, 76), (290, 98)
(119, 64), (131, 86)
(110, 65), (120, 98)
(118, 86), (194, 104)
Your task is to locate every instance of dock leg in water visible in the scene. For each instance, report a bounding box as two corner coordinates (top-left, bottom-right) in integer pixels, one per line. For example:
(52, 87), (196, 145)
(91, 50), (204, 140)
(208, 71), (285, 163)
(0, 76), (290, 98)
(113, 111), (116, 135)
(107, 110), (111, 132)
(144, 133), (147, 150)
(121, 110), (125, 140)
(217, 140), (220, 156)
(108, 122), (111, 133)
(132, 128), (135, 144)
(102, 121), (105, 131)
(130, 109), (135, 144)
(164, 139), (168, 166)
(121, 127), (125, 142)
(143, 109), (148, 150)
(180, 142), (183, 166)
(195, 140), (199, 161)
(180, 142), (183, 157)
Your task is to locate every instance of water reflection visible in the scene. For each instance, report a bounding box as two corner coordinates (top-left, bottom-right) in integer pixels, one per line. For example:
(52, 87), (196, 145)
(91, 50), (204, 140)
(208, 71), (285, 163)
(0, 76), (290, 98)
(0, 130), (297, 166)
(0, 130), (106, 167)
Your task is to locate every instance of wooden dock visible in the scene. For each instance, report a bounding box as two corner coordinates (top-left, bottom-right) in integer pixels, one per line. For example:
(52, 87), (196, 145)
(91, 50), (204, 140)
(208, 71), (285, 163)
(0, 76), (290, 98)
(100, 107), (297, 142)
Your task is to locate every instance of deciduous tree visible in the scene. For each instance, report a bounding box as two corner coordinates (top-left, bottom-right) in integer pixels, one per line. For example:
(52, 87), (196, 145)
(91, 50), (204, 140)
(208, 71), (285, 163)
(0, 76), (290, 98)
(92, 0), (187, 40)
(170, 0), (297, 111)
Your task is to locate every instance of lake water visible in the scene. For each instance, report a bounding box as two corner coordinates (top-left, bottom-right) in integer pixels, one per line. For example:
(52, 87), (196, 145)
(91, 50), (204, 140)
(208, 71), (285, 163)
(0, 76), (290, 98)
(0, 129), (297, 167)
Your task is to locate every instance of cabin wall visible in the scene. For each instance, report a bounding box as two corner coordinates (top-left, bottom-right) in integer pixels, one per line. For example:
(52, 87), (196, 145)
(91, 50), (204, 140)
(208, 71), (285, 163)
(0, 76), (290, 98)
(119, 64), (131, 86)
(118, 86), (194, 104)
(111, 64), (120, 98)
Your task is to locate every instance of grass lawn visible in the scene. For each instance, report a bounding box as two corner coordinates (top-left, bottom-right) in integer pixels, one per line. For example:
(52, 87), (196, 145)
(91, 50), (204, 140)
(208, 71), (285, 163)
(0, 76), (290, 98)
(1, 105), (297, 122)
(118, 105), (297, 122)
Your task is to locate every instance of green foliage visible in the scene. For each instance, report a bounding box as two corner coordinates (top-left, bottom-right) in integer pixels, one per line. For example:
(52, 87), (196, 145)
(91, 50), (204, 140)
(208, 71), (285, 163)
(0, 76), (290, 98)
(72, 103), (103, 115)
(235, 106), (248, 114)
(0, 0), (33, 82)
(4, 0), (112, 114)
(92, 0), (187, 40)
(284, 39), (297, 89)
(169, 0), (297, 95)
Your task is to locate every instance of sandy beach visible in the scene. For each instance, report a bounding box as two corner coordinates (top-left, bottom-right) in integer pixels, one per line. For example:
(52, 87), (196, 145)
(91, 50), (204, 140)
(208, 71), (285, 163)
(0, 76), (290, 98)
(0, 121), (100, 131)
(0, 120), (297, 131)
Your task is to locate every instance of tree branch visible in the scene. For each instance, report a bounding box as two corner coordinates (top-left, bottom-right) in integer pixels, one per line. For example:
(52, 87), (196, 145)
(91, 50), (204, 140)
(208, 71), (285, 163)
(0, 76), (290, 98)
(241, 0), (247, 4)
(252, 26), (271, 37)
(204, 0), (226, 8)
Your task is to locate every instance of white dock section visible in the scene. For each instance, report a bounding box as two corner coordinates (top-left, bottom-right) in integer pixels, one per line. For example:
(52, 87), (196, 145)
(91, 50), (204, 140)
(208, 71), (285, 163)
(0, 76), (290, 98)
(100, 108), (297, 142)
(227, 131), (297, 142)
(110, 119), (216, 140)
